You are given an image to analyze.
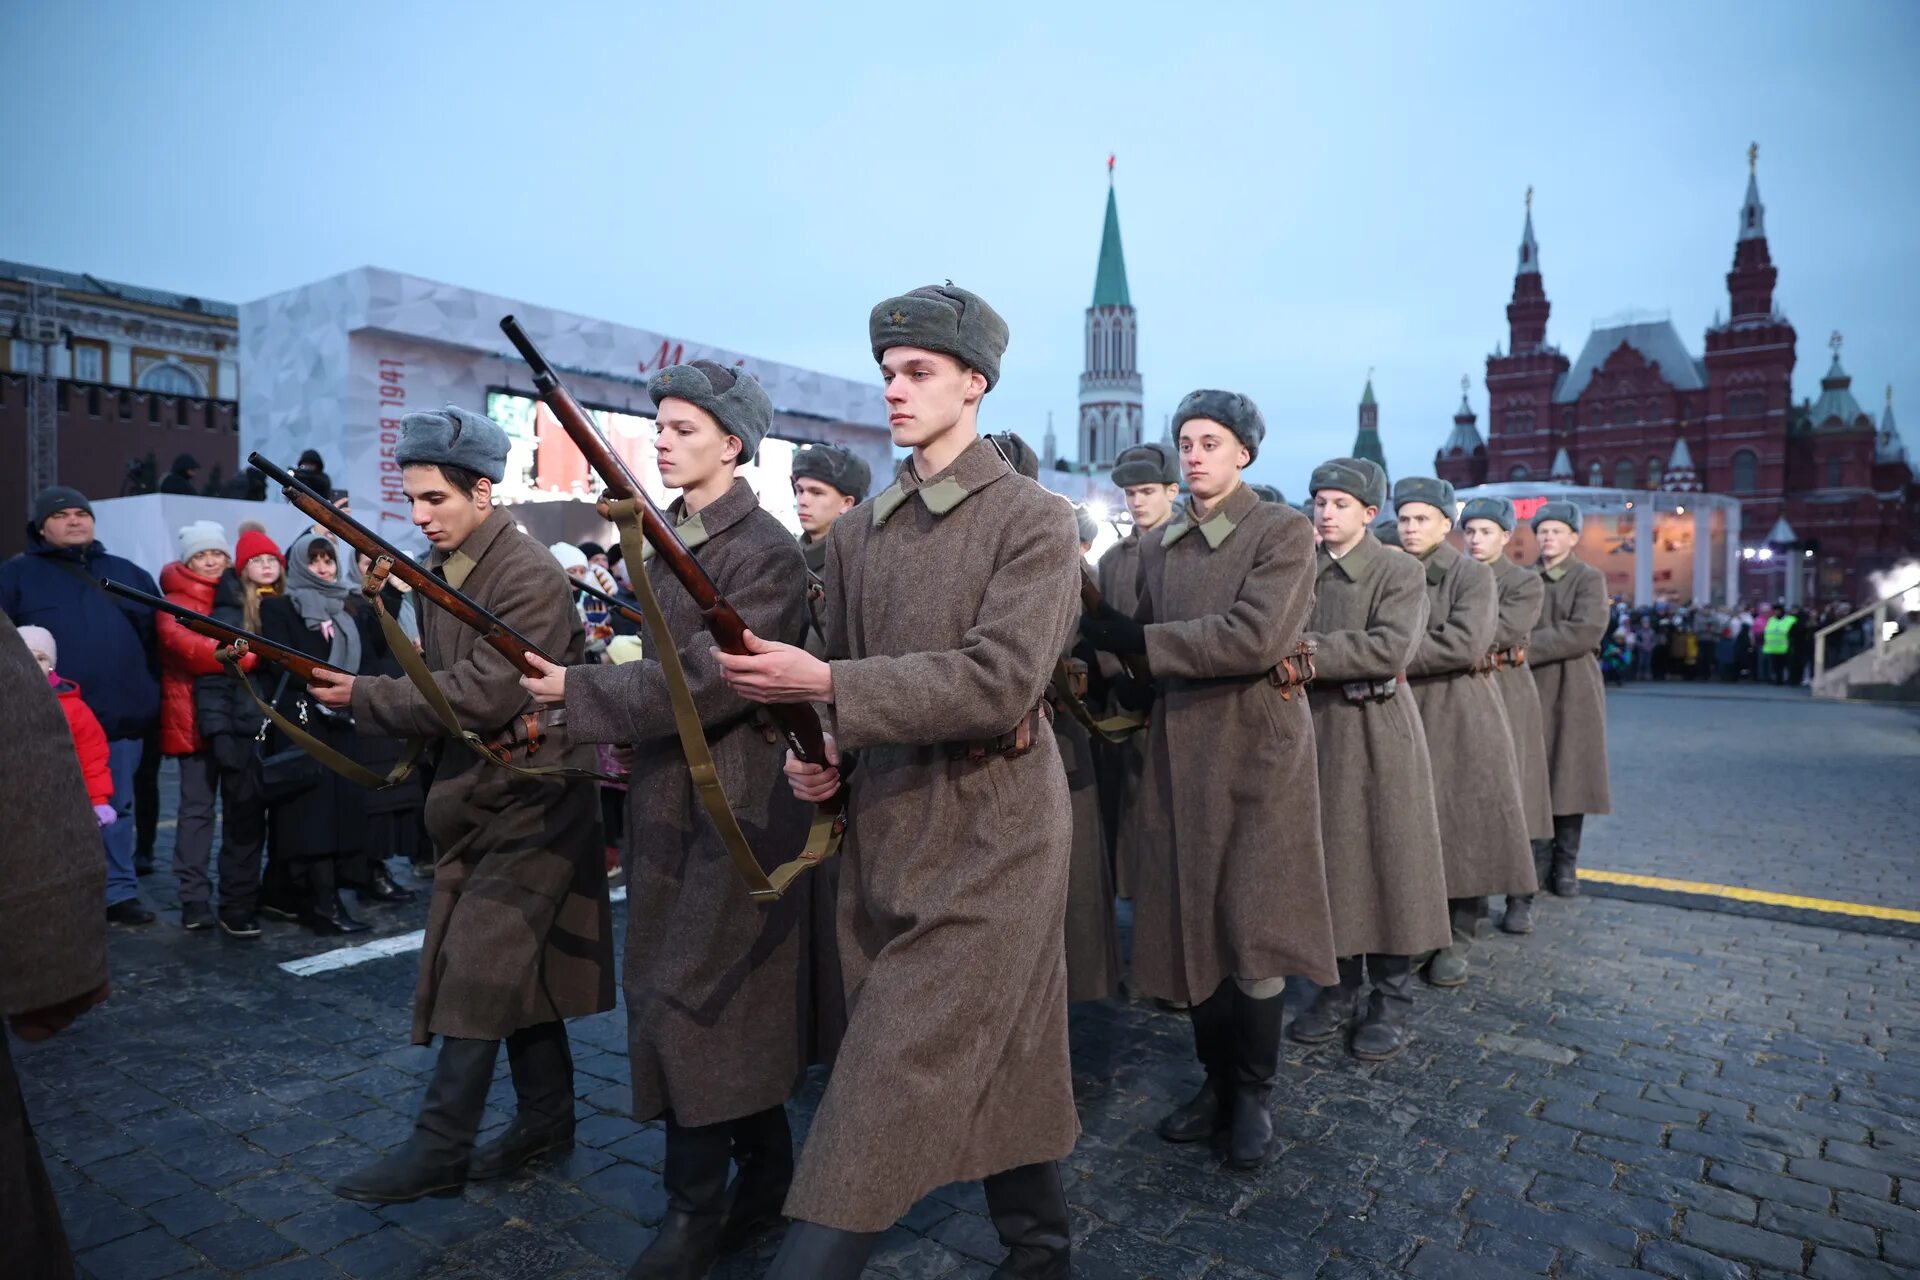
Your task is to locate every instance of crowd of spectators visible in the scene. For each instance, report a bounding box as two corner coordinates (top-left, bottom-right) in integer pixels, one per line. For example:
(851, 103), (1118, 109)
(1599, 597), (1875, 687)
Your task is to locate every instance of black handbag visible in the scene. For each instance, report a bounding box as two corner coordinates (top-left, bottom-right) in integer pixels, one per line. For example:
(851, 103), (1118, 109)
(255, 672), (325, 803)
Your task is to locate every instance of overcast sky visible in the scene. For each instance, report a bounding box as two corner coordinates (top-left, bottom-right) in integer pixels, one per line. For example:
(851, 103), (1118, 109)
(7, 1), (1917, 494)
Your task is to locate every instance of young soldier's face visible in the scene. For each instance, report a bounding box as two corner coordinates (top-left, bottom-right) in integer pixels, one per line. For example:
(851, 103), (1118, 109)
(653, 397), (741, 491)
(1396, 503), (1451, 557)
(880, 348), (983, 450)
(1463, 518), (1511, 563)
(404, 464), (493, 551)
(1313, 490), (1376, 551)
(793, 477), (855, 539)
(1123, 482), (1178, 531)
(1177, 419), (1249, 503)
(1536, 520), (1577, 562)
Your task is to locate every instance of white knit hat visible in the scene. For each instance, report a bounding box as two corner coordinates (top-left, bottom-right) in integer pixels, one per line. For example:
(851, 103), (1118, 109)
(177, 519), (229, 562)
(548, 541), (589, 572)
(18, 624), (56, 667)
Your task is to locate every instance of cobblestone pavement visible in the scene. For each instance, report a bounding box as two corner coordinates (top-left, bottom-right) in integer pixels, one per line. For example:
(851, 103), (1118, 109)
(20, 688), (1920, 1280)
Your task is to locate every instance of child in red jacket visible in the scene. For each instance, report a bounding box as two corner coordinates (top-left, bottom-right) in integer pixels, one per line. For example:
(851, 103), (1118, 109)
(18, 625), (116, 826)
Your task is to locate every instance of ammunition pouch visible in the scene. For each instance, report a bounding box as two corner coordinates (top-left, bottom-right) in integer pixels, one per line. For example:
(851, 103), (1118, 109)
(1266, 641), (1317, 700)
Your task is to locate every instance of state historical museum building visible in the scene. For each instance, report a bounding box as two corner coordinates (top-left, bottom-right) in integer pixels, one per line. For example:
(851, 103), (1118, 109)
(1435, 155), (1915, 605)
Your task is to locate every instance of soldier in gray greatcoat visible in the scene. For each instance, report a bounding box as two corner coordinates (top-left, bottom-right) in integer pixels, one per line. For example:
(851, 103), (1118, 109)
(1081, 391), (1337, 1172)
(524, 362), (816, 1277)
(1393, 477), (1536, 989)
(1060, 499), (1121, 1002)
(1529, 501), (1612, 895)
(717, 285), (1081, 1280)
(1291, 459), (1450, 1061)
(1093, 441), (1180, 901)
(788, 442), (871, 1070)
(1461, 496), (1555, 934)
(317, 407), (616, 1206)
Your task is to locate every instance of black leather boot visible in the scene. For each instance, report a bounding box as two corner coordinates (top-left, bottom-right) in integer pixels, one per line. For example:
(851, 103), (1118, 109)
(334, 1036), (498, 1202)
(983, 1161), (1071, 1279)
(716, 1105), (793, 1254)
(1424, 898), (1477, 987)
(1289, 957), (1364, 1044)
(1502, 893), (1535, 935)
(1550, 815), (1583, 897)
(469, 1022), (575, 1180)
(626, 1116), (733, 1280)
(303, 861), (370, 936)
(763, 1220), (878, 1280)
(1157, 982), (1234, 1142)
(360, 862), (418, 905)
(1350, 955), (1414, 1061)
(1226, 984), (1283, 1170)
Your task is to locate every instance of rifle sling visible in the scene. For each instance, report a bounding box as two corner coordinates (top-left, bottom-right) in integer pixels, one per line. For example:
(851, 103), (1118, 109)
(367, 598), (614, 784)
(605, 497), (840, 903)
(1049, 659), (1147, 743)
(218, 649), (422, 790)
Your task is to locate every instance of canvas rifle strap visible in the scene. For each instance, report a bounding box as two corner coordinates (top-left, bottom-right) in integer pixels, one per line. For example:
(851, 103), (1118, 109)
(1050, 658), (1146, 743)
(218, 646), (419, 789)
(364, 594), (615, 784)
(605, 497), (838, 903)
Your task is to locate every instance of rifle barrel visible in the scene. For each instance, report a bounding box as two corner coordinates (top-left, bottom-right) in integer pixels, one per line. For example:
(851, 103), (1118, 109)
(98, 579), (343, 680)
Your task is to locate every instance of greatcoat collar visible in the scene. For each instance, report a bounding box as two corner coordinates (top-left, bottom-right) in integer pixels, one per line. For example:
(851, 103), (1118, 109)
(1162, 480), (1259, 551)
(870, 436), (1012, 527)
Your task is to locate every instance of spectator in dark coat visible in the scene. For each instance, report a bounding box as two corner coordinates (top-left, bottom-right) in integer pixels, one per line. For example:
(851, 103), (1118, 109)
(0, 487), (160, 924)
(157, 453), (202, 494)
(0, 608), (111, 1279)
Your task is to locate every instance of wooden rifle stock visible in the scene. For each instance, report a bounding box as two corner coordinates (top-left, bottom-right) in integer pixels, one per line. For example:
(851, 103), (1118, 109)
(498, 315), (836, 775)
(99, 579), (346, 683)
(245, 452), (552, 677)
(1079, 562), (1150, 681)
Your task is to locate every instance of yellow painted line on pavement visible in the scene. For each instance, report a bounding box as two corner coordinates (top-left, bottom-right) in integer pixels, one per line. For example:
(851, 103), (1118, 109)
(1581, 869), (1920, 925)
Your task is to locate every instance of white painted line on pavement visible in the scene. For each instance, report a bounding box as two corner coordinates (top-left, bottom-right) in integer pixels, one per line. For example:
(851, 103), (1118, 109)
(278, 885), (627, 977)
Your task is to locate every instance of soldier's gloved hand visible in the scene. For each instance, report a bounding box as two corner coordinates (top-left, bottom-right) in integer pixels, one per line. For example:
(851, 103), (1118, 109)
(1113, 675), (1155, 712)
(1079, 602), (1147, 656)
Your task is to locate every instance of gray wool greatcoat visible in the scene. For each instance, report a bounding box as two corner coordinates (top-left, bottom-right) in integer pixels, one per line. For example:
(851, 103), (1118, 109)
(782, 438), (1083, 1234)
(1301, 534), (1452, 959)
(567, 479), (814, 1127)
(798, 530), (849, 1065)
(1093, 531), (1148, 899)
(1404, 542), (1537, 900)
(354, 507), (615, 1045)
(1488, 556), (1554, 841)
(1129, 482), (1339, 1000)
(1530, 558), (1613, 816)
(1053, 647), (1121, 1003)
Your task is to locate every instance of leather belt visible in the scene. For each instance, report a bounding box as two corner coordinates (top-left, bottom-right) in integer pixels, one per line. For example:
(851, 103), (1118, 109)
(1266, 641), (1317, 701)
(946, 702), (1050, 763)
(483, 706), (566, 762)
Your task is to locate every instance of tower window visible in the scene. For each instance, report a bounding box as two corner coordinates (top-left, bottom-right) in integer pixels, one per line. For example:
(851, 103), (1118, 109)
(1508, 465), (1531, 481)
(1613, 459), (1635, 489)
(1730, 449), (1757, 493)
(1588, 461), (1604, 487)
(1826, 458), (1843, 488)
(1646, 457), (1663, 488)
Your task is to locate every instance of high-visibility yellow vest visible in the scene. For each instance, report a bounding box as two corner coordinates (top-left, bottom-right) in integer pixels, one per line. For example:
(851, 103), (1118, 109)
(1762, 613), (1795, 655)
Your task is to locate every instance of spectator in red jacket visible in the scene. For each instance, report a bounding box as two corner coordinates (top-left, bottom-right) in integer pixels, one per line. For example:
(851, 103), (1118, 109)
(18, 625), (116, 823)
(156, 521), (261, 935)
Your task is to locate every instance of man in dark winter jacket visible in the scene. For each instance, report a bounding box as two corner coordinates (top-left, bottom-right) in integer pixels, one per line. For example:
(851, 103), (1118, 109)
(0, 486), (161, 924)
(158, 453), (202, 495)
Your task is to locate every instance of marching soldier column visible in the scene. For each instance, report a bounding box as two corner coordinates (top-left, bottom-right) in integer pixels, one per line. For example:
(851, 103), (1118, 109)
(1528, 502), (1613, 895)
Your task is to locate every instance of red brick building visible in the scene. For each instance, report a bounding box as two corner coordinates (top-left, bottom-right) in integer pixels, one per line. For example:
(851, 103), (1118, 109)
(1, 261), (240, 556)
(1436, 159), (1916, 605)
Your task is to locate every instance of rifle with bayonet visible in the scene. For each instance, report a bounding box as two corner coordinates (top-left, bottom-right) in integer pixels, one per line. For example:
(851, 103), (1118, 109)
(498, 313), (842, 900)
(246, 452), (554, 676)
(100, 579), (348, 682)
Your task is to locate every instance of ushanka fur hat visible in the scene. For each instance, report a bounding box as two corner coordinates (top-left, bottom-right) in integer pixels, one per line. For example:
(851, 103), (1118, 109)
(1532, 500), (1584, 534)
(869, 284), (1009, 390)
(1248, 483), (1287, 505)
(989, 431), (1041, 480)
(790, 443), (872, 502)
(395, 405), (512, 483)
(1460, 496), (1516, 532)
(648, 360), (772, 464)
(1392, 475), (1457, 517)
(1110, 442), (1178, 488)
(1309, 457), (1387, 509)
(1172, 389), (1266, 463)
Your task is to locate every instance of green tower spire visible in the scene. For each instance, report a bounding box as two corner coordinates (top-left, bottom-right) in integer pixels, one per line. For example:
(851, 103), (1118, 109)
(1092, 161), (1131, 307)
(1352, 369), (1386, 481)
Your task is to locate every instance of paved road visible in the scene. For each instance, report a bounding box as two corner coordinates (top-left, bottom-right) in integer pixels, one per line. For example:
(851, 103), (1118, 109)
(19, 687), (1920, 1279)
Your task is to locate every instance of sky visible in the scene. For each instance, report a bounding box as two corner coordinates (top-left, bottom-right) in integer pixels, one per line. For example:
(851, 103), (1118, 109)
(6, 1), (1918, 495)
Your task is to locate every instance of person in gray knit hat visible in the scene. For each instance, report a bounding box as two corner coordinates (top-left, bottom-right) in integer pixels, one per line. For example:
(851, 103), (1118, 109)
(1393, 477), (1535, 989)
(1293, 457), (1448, 1060)
(1460, 496), (1554, 935)
(717, 284), (1082, 1279)
(316, 400), (614, 1209)
(1529, 501), (1609, 898)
